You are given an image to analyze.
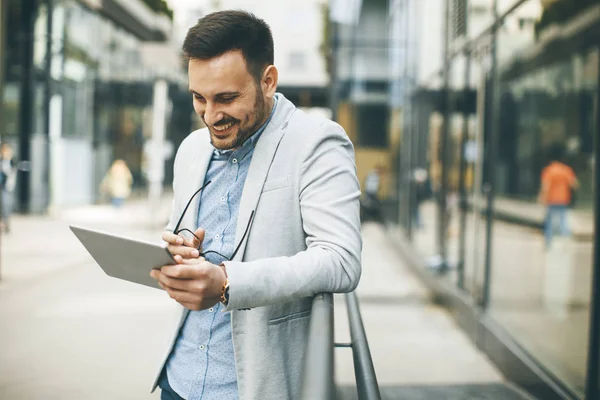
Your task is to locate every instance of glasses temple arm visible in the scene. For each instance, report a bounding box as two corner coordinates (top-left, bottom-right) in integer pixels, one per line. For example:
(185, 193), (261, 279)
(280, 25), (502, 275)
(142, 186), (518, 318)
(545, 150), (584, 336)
(173, 180), (212, 233)
(229, 210), (255, 261)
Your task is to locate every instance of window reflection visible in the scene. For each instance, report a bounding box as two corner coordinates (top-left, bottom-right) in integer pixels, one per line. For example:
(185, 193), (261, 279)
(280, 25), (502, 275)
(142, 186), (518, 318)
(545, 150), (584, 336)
(489, 0), (598, 394)
(388, 0), (598, 395)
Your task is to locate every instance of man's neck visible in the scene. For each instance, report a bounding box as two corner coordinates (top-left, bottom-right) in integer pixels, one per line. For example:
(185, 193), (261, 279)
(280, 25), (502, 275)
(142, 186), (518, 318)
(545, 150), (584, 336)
(258, 97), (275, 127)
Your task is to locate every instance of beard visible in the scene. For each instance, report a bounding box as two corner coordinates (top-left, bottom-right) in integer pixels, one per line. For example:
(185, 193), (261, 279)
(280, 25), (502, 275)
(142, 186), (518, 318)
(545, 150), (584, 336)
(208, 87), (269, 150)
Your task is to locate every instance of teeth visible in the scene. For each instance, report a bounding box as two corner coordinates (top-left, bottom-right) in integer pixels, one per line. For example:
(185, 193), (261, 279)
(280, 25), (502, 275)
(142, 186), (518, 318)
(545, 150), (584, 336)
(214, 122), (234, 131)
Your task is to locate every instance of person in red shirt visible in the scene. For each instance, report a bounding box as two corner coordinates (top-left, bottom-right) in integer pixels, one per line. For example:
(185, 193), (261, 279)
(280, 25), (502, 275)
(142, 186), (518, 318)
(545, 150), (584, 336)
(538, 148), (579, 247)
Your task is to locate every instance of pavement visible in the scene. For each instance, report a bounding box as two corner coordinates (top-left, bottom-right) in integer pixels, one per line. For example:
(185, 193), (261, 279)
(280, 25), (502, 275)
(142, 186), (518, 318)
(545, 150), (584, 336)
(414, 200), (592, 395)
(0, 195), (530, 399)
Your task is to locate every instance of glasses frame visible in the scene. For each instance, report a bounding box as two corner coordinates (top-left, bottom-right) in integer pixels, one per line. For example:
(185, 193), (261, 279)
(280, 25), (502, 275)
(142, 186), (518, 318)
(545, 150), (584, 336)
(172, 180), (255, 262)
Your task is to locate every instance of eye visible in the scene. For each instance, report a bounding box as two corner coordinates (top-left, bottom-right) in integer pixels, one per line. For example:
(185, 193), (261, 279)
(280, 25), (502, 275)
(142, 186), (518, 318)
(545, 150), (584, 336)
(193, 94), (205, 102)
(219, 97), (236, 104)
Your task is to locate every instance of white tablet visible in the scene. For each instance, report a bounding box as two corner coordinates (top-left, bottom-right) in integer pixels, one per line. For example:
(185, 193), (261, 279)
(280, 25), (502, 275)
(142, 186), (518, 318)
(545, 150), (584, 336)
(70, 225), (175, 290)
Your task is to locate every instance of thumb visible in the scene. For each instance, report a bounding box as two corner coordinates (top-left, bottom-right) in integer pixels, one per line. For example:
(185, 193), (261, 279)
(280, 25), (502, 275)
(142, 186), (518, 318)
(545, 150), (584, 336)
(193, 227), (205, 248)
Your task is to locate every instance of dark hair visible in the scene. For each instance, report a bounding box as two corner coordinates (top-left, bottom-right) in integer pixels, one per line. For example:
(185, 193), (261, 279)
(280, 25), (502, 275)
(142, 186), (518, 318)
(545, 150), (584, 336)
(183, 10), (274, 82)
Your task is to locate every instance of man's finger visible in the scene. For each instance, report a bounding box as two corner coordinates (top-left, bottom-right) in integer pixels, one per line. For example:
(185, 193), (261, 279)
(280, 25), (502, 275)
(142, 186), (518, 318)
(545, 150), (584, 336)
(164, 286), (201, 304)
(191, 227), (206, 248)
(167, 244), (200, 258)
(161, 263), (206, 279)
(153, 271), (192, 291)
(175, 256), (207, 265)
(162, 231), (183, 245)
(150, 271), (169, 291)
(181, 236), (199, 249)
(173, 255), (206, 265)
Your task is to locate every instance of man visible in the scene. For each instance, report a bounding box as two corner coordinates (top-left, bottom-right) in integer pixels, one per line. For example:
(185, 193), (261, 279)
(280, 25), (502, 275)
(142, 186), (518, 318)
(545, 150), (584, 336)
(0, 143), (16, 233)
(149, 11), (362, 400)
(538, 147), (578, 247)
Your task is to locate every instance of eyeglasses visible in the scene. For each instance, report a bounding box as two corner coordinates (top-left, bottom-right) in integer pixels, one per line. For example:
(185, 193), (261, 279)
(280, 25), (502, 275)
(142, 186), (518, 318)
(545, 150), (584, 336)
(172, 180), (255, 262)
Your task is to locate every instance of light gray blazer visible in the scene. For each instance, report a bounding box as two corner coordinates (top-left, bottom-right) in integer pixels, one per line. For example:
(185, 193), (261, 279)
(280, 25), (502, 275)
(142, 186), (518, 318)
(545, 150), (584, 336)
(151, 94), (362, 399)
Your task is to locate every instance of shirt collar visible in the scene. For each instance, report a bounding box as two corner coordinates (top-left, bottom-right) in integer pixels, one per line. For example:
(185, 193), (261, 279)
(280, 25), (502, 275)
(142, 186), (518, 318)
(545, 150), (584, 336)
(212, 96), (279, 159)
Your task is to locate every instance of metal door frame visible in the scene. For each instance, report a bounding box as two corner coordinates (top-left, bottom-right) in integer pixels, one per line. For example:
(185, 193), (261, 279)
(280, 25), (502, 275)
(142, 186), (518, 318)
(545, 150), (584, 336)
(585, 43), (600, 400)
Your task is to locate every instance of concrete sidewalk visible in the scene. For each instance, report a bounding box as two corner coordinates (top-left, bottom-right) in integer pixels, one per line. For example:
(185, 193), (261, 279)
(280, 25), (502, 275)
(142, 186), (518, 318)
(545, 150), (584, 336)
(0, 198), (526, 399)
(335, 223), (531, 399)
(0, 195), (172, 285)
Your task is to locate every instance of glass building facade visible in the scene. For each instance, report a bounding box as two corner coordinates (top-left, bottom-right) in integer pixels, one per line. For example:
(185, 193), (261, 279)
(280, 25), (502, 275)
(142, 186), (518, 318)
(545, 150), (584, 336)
(385, 0), (600, 398)
(0, 0), (191, 213)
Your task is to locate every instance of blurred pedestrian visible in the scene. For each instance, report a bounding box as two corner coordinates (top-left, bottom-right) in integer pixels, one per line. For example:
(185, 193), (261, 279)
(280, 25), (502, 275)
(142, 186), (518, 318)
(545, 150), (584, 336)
(361, 165), (383, 222)
(538, 146), (578, 247)
(149, 11), (361, 400)
(413, 168), (430, 230)
(101, 159), (133, 208)
(0, 143), (16, 233)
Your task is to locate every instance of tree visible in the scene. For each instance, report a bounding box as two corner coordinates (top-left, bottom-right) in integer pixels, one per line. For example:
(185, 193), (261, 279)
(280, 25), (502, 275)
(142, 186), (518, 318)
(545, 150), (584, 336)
(141, 0), (174, 21)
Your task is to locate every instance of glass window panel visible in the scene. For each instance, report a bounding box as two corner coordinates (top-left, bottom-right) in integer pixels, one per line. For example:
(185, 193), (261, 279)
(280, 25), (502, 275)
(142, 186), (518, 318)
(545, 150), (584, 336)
(488, 0), (599, 395)
(444, 55), (469, 285)
(413, 102), (443, 265)
(453, 46), (491, 299)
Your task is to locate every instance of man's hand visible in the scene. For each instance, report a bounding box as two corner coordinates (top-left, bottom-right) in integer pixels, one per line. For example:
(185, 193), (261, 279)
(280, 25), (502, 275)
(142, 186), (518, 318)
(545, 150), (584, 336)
(162, 228), (205, 259)
(150, 255), (227, 311)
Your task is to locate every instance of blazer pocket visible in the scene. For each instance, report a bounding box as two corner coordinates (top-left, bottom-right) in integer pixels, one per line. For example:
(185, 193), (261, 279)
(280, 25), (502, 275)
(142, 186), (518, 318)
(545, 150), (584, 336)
(267, 309), (312, 325)
(262, 176), (290, 193)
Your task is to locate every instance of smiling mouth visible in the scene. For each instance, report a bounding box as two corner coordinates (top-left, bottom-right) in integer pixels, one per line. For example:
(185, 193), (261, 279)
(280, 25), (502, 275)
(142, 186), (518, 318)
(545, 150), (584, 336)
(213, 121), (236, 134)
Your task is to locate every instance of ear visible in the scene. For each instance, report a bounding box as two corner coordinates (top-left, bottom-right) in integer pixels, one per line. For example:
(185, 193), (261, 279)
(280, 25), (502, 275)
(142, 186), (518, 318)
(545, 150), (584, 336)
(261, 65), (278, 98)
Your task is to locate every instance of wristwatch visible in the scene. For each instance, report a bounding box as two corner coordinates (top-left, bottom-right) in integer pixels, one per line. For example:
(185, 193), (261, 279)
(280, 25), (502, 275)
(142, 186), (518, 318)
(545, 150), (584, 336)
(219, 263), (230, 306)
(220, 279), (230, 306)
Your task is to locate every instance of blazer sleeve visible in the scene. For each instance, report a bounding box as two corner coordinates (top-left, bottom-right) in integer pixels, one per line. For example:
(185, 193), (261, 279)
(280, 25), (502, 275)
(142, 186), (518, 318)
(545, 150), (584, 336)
(223, 122), (362, 310)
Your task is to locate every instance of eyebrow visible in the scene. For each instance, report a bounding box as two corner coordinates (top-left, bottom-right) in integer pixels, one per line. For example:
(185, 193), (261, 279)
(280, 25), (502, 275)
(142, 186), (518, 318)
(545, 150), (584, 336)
(188, 89), (240, 98)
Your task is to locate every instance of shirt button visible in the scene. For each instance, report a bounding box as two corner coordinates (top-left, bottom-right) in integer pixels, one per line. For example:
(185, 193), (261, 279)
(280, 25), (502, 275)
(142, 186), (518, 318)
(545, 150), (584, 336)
(232, 158), (238, 164)
(209, 307), (215, 313)
(220, 196), (226, 202)
(215, 234), (220, 239)
(199, 344), (206, 350)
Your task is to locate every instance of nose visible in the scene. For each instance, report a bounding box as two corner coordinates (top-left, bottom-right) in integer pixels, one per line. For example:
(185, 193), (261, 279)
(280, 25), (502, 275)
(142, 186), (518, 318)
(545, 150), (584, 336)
(202, 102), (223, 127)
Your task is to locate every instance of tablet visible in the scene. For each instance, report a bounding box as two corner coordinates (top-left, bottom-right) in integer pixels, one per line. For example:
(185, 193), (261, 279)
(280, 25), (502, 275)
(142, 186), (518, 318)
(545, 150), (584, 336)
(70, 225), (175, 290)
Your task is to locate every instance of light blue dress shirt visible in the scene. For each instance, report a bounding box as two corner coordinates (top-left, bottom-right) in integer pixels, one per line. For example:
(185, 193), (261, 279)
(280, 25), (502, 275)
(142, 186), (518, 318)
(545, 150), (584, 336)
(165, 98), (278, 400)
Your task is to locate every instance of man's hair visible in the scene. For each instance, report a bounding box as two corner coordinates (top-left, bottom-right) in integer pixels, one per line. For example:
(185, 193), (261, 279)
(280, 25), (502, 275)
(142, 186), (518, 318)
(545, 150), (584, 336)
(183, 10), (274, 82)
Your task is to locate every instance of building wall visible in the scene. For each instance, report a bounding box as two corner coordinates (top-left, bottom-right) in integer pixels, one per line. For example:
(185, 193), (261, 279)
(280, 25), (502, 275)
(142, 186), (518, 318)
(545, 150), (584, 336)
(174, 0), (329, 88)
(337, 0), (388, 86)
(0, 0), (183, 212)
(0, 0), (4, 135)
(416, 0), (445, 87)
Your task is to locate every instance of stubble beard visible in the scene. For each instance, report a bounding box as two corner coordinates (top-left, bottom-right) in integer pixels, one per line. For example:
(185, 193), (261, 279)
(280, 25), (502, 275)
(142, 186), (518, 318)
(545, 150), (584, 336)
(210, 88), (269, 151)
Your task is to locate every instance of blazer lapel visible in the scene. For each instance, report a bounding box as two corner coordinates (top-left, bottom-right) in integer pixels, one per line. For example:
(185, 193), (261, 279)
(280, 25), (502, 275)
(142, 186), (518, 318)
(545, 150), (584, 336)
(179, 138), (213, 231)
(232, 95), (297, 261)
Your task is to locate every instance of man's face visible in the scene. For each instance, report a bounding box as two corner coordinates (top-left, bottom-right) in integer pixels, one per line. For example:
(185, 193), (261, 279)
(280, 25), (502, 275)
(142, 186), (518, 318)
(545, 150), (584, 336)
(188, 51), (271, 150)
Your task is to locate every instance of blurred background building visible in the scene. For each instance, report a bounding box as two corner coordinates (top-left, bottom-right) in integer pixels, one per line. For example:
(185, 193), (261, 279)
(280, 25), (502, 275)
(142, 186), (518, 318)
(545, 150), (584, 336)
(328, 0), (599, 399)
(0, 0), (192, 213)
(169, 0), (331, 110)
(1, 0), (599, 398)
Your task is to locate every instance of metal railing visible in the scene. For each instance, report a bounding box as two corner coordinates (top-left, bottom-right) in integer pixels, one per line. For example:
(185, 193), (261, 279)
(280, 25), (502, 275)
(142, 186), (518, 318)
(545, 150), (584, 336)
(299, 293), (336, 399)
(300, 292), (382, 400)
